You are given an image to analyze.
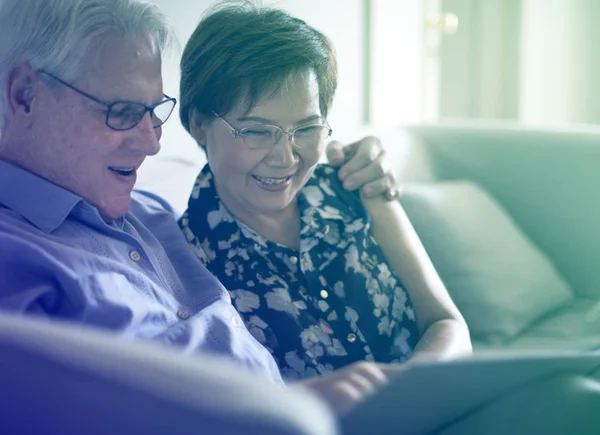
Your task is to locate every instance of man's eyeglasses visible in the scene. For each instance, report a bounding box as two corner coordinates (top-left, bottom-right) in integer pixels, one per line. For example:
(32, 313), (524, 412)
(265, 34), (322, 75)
(38, 70), (177, 131)
(213, 111), (332, 150)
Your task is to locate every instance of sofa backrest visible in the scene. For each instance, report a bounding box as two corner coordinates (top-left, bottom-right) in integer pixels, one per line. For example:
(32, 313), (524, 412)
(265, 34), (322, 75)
(405, 122), (600, 299)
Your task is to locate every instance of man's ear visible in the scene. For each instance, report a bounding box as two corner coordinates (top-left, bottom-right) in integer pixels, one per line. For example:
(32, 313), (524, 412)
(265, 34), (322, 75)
(189, 108), (208, 148)
(7, 63), (38, 117)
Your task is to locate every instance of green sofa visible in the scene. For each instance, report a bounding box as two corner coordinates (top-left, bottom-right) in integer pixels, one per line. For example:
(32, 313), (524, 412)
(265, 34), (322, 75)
(396, 122), (600, 352)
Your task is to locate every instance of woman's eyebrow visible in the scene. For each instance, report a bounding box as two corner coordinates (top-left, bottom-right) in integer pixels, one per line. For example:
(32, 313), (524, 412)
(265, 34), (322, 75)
(236, 114), (322, 124)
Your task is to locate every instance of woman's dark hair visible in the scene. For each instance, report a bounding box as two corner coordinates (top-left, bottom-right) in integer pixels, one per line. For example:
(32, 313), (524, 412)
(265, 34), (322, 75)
(179, 1), (338, 138)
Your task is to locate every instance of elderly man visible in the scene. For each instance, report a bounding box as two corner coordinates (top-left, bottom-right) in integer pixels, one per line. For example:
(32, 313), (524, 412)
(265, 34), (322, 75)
(0, 0), (404, 416)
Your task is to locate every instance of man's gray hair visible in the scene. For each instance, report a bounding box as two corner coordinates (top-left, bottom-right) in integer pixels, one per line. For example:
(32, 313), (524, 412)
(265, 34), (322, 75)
(0, 0), (173, 133)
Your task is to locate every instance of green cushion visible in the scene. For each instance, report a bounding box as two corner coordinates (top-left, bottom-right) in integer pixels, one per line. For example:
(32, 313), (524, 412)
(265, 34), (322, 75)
(400, 181), (573, 342)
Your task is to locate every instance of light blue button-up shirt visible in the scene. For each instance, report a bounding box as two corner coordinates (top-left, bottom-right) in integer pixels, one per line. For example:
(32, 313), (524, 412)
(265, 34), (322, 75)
(0, 160), (283, 385)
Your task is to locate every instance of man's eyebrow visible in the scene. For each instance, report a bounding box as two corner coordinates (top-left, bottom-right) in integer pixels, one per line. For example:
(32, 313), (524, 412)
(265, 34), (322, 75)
(236, 114), (323, 125)
(113, 94), (168, 106)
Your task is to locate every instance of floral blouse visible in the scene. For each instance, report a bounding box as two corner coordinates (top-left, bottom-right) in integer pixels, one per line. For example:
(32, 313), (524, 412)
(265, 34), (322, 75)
(179, 164), (420, 380)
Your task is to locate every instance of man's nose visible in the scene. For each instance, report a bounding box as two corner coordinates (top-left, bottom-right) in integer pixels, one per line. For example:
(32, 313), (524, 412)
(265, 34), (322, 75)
(129, 112), (161, 156)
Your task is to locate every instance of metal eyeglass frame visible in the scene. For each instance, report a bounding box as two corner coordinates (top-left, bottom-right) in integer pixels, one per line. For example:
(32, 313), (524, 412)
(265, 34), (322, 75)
(212, 110), (333, 149)
(37, 69), (177, 131)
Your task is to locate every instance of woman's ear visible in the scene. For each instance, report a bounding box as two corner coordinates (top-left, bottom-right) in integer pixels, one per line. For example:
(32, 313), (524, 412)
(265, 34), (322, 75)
(189, 108), (207, 148)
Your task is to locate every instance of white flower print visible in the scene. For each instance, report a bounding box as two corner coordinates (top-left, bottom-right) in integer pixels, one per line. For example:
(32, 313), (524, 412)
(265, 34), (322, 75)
(377, 316), (395, 336)
(323, 222), (341, 245)
(248, 315), (268, 329)
(300, 252), (315, 272)
(293, 300), (308, 311)
(377, 263), (394, 285)
(207, 209), (227, 230)
(180, 222), (195, 242)
(300, 325), (330, 358)
(224, 261), (236, 277)
(188, 241), (209, 264)
(372, 292), (390, 318)
(285, 351), (306, 374)
(257, 273), (287, 287)
(322, 205), (343, 220)
(303, 185), (325, 207)
(344, 245), (361, 274)
(333, 281), (345, 298)
(345, 218), (365, 233)
(217, 230), (239, 251)
(392, 327), (413, 357)
(199, 238), (216, 262)
(328, 338), (349, 356)
(318, 300), (330, 312)
(265, 288), (299, 316)
(366, 276), (380, 296)
(191, 173), (213, 199)
(320, 179), (336, 197)
(229, 289), (260, 312)
(236, 248), (250, 261)
(345, 306), (359, 324)
(392, 287), (408, 320)
(406, 305), (416, 321)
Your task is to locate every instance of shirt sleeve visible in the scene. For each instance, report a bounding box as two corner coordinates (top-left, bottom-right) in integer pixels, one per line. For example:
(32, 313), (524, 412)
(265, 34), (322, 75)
(0, 229), (64, 315)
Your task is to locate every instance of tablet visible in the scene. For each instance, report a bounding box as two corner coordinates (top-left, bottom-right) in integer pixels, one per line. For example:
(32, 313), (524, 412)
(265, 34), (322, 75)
(341, 351), (600, 435)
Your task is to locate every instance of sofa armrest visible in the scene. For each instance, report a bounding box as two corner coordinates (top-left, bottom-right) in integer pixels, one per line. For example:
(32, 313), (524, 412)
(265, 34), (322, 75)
(0, 312), (337, 435)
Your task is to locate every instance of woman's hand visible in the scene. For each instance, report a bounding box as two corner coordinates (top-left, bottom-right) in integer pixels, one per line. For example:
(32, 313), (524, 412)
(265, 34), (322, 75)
(326, 136), (400, 201)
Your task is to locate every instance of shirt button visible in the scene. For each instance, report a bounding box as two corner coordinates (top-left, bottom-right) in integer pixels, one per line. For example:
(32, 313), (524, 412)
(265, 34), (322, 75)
(347, 333), (357, 343)
(129, 250), (141, 262)
(289, 256), (298, 265)
(320, 289), (329, 299)
(177, 310), (189, 320)
(231, 316), (241, 326)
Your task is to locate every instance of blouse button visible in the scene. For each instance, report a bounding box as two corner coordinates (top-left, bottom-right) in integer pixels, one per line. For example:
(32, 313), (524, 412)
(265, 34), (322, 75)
(177, 310), (189, 320)
(129, 250), (141, 262)
(320, 289), (329, 299)
(289, 256), (298, 265)
(231, 316), (241, 326)
(347, 333), (357, 343)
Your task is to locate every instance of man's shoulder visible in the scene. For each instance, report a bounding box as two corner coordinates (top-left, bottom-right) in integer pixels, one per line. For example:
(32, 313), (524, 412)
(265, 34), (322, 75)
(130, 190), (180, 219)
(0, 204), (40, 237)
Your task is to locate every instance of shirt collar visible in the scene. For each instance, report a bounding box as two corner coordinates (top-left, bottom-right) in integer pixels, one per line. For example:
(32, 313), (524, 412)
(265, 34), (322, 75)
(0, 160), (84, 233)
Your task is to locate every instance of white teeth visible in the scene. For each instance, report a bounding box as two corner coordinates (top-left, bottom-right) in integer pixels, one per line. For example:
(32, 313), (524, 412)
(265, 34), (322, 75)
(254, 175), (290, 185)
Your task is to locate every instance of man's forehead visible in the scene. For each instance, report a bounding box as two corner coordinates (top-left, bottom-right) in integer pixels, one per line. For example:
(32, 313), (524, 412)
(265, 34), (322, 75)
(80, 34), (164, 103)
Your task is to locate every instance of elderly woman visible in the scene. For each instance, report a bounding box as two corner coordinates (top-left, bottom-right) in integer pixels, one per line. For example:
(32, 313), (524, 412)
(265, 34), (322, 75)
(178, 3), (471, 383)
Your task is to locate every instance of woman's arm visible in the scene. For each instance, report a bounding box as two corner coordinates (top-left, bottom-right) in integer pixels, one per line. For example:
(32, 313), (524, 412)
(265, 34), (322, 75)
(362, 195), (472, 361)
